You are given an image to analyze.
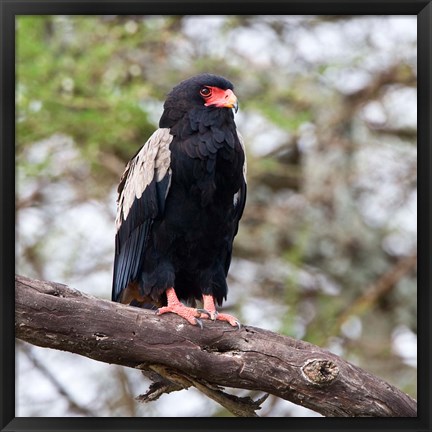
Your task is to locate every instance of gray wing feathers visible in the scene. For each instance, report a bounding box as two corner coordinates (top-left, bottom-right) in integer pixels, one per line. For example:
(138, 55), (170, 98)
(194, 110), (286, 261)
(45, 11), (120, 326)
(112, 128), (173, 301)
(116, 128), (173, 230)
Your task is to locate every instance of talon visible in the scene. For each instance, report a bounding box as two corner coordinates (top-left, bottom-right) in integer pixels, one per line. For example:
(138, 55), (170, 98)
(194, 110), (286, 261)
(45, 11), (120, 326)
(194, 318), (204, 329)
(197, 308), (218, 321)
(196, 308), (212, 318)
(235, 320), (241, 330)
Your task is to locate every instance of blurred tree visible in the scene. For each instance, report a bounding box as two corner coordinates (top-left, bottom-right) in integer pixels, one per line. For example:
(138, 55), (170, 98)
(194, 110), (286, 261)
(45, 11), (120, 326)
(16, 15), (417, 416)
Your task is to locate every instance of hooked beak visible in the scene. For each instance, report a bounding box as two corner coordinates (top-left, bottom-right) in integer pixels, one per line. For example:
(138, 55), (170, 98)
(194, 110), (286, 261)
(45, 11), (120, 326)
(223, 89), (239, 113)
(232, 99), (239, 113)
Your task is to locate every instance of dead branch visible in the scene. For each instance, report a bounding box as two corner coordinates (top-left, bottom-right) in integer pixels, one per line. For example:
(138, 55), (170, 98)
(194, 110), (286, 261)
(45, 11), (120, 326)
(336, 253), (417, 328)
(15, 274), (417, 417)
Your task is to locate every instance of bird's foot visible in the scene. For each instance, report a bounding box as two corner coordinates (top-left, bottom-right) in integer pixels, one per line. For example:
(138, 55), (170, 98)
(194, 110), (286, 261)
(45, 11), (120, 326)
(156, 304), (204, 327)
(156, 287), (209, 327)
(199, 294), (241, 329)
(212, 311), (241, 329)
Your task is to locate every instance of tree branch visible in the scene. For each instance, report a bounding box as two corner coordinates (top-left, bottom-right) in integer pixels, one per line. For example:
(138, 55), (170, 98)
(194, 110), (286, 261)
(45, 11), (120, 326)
(15, 274), (417, 417)
(336, 253), (417, 329)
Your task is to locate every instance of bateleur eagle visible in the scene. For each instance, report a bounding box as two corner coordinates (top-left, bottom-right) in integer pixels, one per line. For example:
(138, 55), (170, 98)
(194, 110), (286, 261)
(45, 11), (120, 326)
(112, 73), (246, 327)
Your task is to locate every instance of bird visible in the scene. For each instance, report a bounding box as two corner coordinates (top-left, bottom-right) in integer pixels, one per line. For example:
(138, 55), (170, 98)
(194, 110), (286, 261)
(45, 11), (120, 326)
(112, 73), (247, 327)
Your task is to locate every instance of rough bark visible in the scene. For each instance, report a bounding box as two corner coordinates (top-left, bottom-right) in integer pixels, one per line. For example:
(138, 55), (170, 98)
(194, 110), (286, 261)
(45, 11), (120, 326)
(15, 274), (417, 417)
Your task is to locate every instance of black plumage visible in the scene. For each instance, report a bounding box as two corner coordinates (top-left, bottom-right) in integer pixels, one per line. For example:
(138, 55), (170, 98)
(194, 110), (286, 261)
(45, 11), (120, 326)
(112, 74), (246, 325)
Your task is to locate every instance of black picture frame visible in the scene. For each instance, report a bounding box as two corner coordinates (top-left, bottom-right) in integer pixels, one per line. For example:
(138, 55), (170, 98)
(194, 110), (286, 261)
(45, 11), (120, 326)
(1, 1), (430, 431)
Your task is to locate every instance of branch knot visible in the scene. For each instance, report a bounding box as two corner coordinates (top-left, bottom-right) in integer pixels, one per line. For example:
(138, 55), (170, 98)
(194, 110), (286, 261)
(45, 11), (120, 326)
(301, 359), (339, 386)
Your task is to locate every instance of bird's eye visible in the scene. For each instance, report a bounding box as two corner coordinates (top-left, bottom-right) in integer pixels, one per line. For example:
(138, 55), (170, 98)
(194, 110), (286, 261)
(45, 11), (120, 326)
(200, 87), (212, 98)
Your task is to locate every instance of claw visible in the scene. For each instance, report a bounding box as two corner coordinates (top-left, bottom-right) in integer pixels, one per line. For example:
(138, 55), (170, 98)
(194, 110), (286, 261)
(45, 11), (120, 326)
(194, 318), (204, 329)
(196, 308), (212, 318)
(234, 320), (241, 330)
(197, 309), (218, 321)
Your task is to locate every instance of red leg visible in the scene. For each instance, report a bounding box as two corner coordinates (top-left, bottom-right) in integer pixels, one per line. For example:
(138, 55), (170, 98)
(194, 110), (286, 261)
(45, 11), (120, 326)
(156, 287), (205, 326)
(201, 294), (241, 328)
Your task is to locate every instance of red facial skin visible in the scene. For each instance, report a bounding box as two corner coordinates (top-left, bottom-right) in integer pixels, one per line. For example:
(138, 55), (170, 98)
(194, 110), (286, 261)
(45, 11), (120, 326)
(201, 86), (238, 111)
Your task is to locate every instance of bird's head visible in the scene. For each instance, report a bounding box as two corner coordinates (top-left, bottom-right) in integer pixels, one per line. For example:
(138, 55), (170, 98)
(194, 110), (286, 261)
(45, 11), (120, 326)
(159, 73), (238, 128)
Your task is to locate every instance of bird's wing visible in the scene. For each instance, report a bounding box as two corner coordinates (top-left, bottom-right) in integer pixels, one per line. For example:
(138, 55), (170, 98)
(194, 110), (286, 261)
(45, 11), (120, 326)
(112, 128), (173, 301)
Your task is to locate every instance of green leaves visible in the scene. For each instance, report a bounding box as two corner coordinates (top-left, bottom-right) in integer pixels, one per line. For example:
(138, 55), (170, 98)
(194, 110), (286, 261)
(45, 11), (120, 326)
(16, 16), (156, 161)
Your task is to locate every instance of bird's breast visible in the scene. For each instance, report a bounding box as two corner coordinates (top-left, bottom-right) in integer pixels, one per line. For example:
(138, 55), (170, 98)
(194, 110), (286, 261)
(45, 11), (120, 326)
(169, 125), (244, 205)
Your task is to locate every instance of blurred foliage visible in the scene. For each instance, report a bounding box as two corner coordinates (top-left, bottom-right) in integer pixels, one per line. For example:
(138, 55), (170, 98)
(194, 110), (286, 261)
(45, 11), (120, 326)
(16, 15), (417, 417)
